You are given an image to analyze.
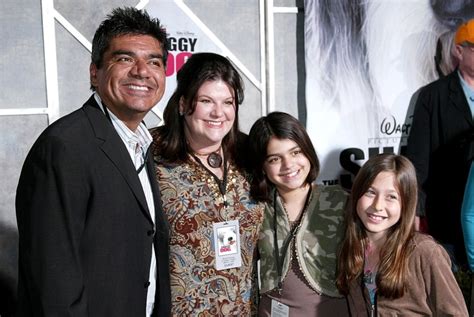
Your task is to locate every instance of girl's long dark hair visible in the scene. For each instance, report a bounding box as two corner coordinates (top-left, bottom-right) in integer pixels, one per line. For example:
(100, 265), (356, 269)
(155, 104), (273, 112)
(247, 111), (320, 201)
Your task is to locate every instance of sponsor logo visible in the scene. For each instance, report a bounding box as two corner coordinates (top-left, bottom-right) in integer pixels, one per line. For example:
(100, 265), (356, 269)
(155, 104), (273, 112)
(327, 115), (413, 188)
(380, 115), (411, 136)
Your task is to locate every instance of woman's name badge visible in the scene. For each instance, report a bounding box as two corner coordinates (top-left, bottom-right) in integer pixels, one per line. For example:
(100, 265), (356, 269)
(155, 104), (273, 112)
(271, 299), (289, 317)
(212, 220), (242, 270)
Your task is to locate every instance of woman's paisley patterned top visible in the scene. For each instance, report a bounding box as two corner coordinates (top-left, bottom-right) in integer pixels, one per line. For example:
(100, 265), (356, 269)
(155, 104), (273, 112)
(155, 159), (264, 316)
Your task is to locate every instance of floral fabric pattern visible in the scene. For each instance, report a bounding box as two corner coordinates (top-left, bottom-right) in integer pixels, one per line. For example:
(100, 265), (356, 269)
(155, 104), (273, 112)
(156, 160), (264, 316)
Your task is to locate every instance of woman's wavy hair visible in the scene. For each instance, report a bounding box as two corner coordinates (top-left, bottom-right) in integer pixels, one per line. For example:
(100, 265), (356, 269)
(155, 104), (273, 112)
(336, 154), (417, 299)
(152, 52), (246, 167)
(247, 111), (320, 201)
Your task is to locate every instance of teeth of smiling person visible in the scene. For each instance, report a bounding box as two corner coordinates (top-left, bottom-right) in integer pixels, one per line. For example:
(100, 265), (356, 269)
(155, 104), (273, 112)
(368, 214), (387, 221)
(207, 121), (222, 126)
(128, 85), (149, 91)
(283, 170), (298, 178)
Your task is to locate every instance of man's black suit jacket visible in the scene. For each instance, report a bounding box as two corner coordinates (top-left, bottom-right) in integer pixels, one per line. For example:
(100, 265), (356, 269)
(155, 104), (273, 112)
(16, 95), (171, 316)
(406, 70), (474, 264)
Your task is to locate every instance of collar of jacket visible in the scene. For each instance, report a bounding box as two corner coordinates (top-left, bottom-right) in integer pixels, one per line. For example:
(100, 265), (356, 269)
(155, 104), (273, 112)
(258, 184), (348, 297)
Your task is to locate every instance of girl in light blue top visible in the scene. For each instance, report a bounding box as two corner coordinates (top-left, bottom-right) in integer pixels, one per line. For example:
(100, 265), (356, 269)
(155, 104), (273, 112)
(461, 161), (474, 271)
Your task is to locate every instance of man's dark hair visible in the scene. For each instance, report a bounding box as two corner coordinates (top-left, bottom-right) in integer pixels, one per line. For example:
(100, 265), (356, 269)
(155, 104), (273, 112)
(91, 7), (168, 69)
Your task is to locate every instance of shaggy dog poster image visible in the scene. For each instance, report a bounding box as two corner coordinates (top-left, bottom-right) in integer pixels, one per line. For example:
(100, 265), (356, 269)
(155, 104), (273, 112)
(305, 0), (474, 186)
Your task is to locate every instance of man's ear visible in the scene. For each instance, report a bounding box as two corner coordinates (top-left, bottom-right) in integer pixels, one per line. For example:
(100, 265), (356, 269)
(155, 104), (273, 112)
(454, 44), (463, 62)
(90, 63), (98, 89)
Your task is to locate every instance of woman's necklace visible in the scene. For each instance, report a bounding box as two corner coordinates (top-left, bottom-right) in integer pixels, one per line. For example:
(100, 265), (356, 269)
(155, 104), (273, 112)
(191, 152), (228, 208)
(193, 145), (223, 168)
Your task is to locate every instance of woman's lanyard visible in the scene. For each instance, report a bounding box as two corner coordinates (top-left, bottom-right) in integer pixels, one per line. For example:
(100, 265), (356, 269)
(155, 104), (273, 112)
(272, 186), (312, 293)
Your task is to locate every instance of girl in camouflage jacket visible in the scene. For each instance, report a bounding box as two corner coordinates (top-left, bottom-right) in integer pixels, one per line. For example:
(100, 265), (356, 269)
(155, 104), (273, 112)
(248, 112), (350, 316)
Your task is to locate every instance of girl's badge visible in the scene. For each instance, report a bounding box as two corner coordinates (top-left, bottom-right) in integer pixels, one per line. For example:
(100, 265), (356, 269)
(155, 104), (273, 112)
(271, 299), (289, 317)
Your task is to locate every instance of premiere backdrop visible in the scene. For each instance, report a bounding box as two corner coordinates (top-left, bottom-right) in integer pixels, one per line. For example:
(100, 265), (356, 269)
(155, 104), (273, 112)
(2, 0), (474, 315)
(305, 0), (474, 188)
(0, 0), (304, 314)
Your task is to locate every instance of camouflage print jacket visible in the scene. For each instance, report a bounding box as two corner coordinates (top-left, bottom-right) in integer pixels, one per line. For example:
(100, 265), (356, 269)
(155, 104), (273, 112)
(258, 184), (348, 297)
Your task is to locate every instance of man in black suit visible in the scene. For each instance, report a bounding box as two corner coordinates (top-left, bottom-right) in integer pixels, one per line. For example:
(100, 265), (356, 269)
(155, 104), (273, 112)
(15, 7), (171, 316)
(406, 19), (474, 268)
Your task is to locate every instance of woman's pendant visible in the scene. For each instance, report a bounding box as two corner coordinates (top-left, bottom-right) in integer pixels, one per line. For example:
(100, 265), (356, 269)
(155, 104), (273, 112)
(207, 152), (223, 168)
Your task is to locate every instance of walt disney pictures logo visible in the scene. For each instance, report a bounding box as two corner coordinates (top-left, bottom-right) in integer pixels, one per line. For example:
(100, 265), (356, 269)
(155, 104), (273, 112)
(334, 114), (413, 189)
(368, 115), (412, 146)
(380, 115), (411, 136)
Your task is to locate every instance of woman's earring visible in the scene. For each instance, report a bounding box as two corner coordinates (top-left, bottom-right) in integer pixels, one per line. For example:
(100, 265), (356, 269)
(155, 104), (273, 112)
(179, 97), (186, 116)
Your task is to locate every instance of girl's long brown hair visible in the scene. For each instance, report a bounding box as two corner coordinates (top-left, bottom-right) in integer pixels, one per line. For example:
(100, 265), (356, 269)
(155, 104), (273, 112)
(336, 154), (417, 299)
